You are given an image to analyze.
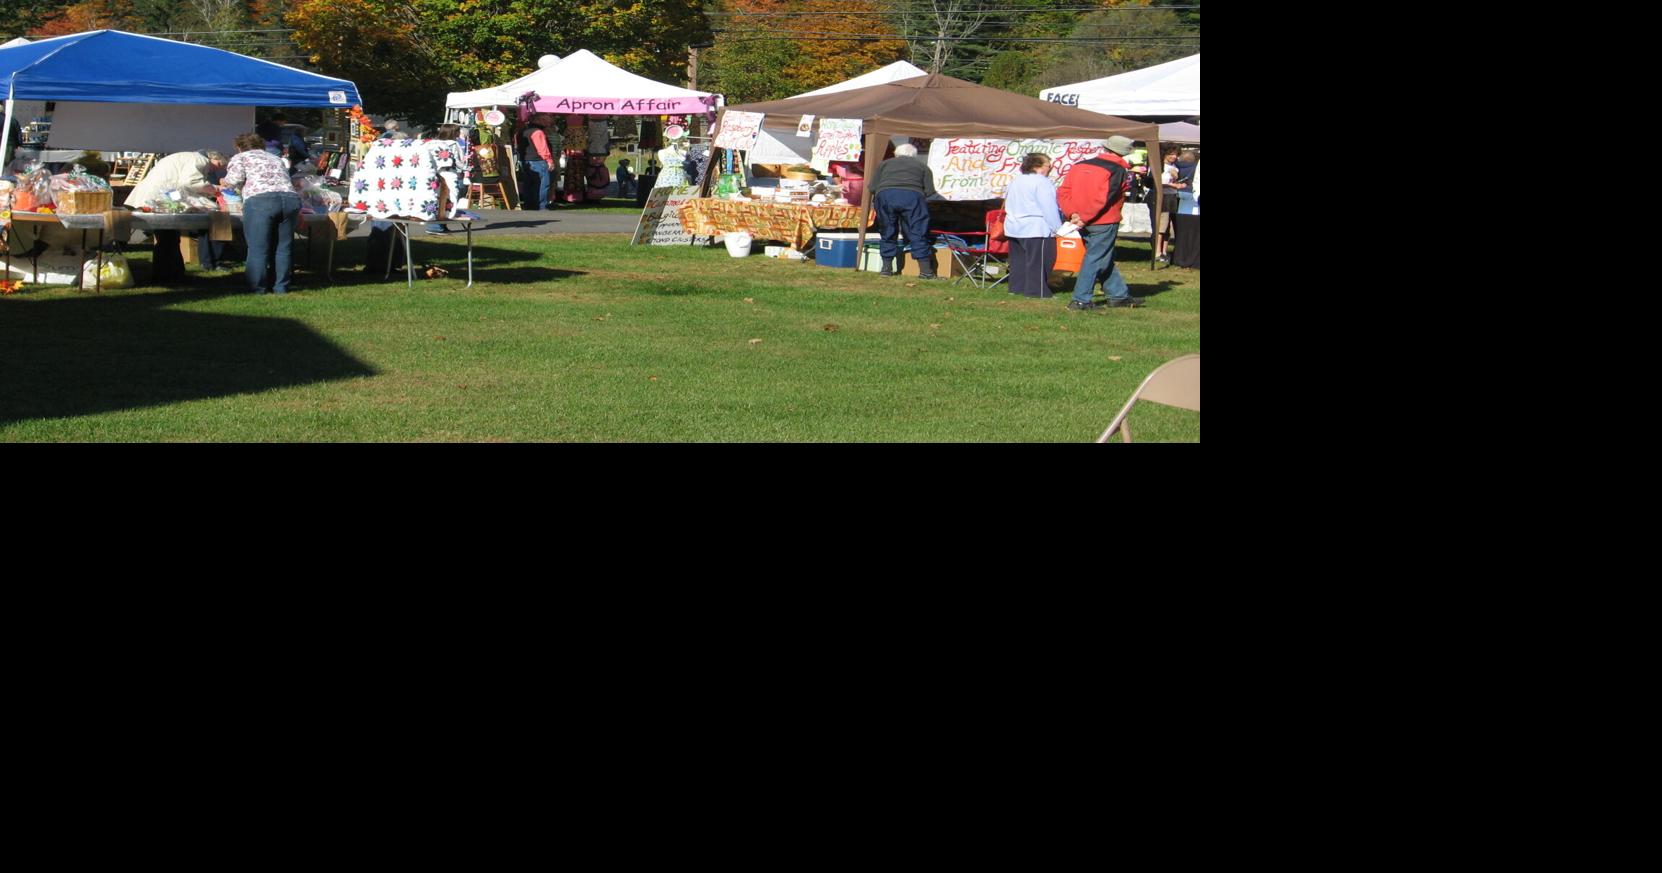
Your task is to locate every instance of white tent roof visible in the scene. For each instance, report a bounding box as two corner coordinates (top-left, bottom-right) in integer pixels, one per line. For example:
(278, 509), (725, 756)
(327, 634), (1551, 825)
(1039, 54), (1199, 118)
(1159, 121), (1199, 143)
(2, 37), (31, 49)
(446, 56), (562, 110)
(448, 50), (717, 113)
(522, 50), (716, 113)
(796, 61), (928, 98)
(749, 61), (928, 165)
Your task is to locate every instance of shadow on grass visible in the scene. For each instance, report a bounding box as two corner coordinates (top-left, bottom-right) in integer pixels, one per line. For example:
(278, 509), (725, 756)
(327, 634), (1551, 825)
(472, 220), (568, 231)
(117, 238), (582, 292)
(1125, 280), (1184, 298)
(0, 291), (378, 427)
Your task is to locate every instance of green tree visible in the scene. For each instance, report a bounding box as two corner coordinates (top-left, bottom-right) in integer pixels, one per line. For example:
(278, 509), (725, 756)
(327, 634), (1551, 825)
(704, 31), (801, 103)
(1036, 4), (1197, 91)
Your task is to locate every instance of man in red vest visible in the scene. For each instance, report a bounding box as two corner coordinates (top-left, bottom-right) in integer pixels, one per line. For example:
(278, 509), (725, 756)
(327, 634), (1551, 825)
(1056, 135), (1145, 310)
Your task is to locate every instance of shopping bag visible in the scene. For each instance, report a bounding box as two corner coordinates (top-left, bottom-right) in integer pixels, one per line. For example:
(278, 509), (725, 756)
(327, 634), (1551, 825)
(83, 253), (134, 289)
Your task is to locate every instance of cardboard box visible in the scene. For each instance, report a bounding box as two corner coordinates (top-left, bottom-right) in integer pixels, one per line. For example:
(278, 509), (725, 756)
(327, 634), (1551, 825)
(180, 236), (200, 264)
(899, 247), (962, 278)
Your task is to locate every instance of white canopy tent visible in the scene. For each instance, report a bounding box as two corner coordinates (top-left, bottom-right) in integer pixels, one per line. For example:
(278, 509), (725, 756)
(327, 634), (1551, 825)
(749, 61), (927, 166)
(2, 37), (31, 49)
(1039, 54), (1199, 118)
(447, 50), (718, 116)
(445, 54), (562, 114)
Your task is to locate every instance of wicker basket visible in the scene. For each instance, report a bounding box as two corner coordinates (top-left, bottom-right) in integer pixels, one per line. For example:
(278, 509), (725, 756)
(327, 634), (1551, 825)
(55, 189), (113, 215)
(783, 168), (819, 182)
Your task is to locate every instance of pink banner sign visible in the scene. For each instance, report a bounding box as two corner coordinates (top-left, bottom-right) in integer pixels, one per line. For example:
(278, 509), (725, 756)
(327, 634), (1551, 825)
(528, 96), (715, 115)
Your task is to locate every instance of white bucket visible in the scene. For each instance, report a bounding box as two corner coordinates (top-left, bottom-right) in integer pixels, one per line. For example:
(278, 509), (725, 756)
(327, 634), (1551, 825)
(723, 231), (753, 258)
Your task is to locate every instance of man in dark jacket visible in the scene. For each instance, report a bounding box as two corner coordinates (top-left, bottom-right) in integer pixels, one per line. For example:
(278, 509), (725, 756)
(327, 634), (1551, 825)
(1056, 135), (1144, 310)
(869, 143), (938, 278)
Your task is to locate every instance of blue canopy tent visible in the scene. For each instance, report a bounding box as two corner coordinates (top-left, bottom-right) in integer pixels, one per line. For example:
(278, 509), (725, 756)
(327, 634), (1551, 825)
(1, 30), (362, 162)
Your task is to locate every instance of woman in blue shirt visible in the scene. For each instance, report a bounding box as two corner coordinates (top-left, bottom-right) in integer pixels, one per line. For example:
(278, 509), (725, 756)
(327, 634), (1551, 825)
(1003, 153), (1065, 298)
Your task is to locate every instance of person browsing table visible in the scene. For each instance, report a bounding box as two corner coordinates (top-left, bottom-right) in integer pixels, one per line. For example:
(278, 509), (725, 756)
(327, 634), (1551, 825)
(869, 143), (938, 279)
(223, 132), (301, 295)
(125, 149), (228, 283)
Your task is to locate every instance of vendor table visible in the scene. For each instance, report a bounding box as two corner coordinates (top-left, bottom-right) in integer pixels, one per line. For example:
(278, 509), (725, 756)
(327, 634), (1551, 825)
(677, 199), (872, 250)
(3, 210), (365, 290)
(347, 215), (484, 290)
(138, 212), (363, 281)
(5, 211), (110, 291)
(13, 148), (87, 165)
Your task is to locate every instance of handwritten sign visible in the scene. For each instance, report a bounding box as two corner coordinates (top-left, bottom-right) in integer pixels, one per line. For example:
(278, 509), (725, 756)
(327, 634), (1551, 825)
(713, 111), (765, 151)
(813, 118), (863, 164)
(926, 138), (1106, 201)
(631, 189), (713, 247)
(797, 114), (816, 138)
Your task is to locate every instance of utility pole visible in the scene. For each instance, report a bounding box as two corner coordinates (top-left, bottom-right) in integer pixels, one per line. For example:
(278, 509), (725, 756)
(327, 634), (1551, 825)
(688, 40), (713, 91)
(688, 40), (714, 137)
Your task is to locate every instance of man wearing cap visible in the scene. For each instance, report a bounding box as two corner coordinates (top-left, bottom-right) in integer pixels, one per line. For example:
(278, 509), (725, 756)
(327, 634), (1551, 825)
(1056, 135), (1145, 310)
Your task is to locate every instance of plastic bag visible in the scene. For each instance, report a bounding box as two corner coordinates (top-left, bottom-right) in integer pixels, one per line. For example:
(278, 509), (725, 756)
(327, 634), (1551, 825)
(15, 162), (53, 212)
(295, 175), (342, 213)
(83, 253), (134, 289)
(50, 164), (113, 194)
(145, 190), (218, 214)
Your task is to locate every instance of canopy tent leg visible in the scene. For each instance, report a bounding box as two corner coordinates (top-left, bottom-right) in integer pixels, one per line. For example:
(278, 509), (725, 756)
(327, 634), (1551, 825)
(698, 109), (727, 199)
(1, 80), (13, 173)
(1148, 137), (1162, 272)
(853, 131), (885, 271)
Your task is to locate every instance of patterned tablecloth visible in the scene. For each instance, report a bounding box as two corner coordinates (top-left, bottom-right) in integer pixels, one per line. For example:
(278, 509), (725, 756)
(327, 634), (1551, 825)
(677, 199), (873, 249)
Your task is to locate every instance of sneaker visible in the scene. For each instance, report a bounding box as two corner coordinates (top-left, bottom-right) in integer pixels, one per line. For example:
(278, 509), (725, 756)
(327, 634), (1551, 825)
(425, 226), (451, 234)
(1105, 296), (1146, 308)
(1065, 300), (1099, 311)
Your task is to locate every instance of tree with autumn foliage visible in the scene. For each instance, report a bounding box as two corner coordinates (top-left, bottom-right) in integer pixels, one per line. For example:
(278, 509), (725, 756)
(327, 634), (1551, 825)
(704, 0), (905, 103)
(286, 0), (710, 119)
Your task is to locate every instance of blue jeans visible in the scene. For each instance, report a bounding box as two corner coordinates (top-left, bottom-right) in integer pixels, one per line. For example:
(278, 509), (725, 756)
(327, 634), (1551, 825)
(1072, 222), (1131, 305)
(524, 160), (552, 210)
(243, 192), (301, 294)
(875, 188), (932, 262)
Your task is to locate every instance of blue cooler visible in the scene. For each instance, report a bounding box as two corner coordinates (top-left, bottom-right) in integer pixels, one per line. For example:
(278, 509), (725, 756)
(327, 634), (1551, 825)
(814, 232), (862, 268)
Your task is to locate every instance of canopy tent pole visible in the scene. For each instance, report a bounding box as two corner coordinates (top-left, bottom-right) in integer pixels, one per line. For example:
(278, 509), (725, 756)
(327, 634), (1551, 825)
(1, 78), (14, 174)
(698, 109), (727, 198)
(1147, 137), (1162, 271)
(853, 130), (885, 271)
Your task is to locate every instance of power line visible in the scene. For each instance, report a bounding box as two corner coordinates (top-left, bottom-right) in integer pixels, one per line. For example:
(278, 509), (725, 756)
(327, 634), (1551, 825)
(722, 36), (1198, 45)
(708, 5), (1200, 13)
(714, 29), (1198, 42)
(709, 10), (1190, 16)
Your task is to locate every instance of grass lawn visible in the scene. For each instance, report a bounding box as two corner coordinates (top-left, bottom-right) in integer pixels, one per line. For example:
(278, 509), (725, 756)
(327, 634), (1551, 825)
(1, 232), (1200, 442)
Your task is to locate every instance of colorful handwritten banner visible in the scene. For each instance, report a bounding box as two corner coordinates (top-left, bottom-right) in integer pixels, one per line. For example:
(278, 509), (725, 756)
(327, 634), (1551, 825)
(926, 138), (1106, 201)
(713, 111), (766, 151)
(813, 119), (864, 163)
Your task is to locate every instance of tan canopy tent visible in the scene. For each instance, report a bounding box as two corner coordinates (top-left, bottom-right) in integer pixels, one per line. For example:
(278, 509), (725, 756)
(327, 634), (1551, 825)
(718, 74), (1167, 270)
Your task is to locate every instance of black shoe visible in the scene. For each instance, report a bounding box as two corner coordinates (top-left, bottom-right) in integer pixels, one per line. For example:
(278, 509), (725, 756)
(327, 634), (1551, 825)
(918, 265), (940, 280)
(1066, 300), (1099, 311)
(1106, 296), (1146, 308)
(879, 258), (895, 276)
